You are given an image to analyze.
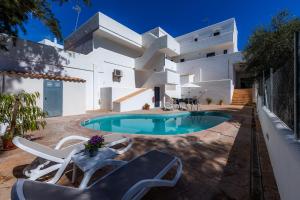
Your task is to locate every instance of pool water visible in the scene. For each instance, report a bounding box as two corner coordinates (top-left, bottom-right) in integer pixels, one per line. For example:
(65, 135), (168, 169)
(82, 112), (231, 135)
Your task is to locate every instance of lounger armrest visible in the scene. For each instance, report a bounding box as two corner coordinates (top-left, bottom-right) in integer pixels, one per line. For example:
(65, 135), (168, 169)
(107, 138), (133, 155)
(55, 135), (89, 150)
(104, 135), (127, 147)
(12, 179), (26, 200)
(122, 157), (182, 200)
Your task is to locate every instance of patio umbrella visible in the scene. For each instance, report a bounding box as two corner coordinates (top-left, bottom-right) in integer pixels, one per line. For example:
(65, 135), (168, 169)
(181, 83), (200, 104)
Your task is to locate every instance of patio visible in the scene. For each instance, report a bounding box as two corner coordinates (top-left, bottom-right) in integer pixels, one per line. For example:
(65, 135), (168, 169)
(0, 105), (279, 199)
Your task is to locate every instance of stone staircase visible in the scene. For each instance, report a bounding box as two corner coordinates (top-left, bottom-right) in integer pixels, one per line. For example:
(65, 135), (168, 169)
(231, 88), (253, 106)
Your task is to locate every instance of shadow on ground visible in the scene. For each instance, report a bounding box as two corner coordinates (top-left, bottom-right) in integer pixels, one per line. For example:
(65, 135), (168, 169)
(9, 106), (256, 200)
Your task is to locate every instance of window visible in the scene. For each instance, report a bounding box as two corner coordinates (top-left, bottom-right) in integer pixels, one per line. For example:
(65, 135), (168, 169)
(213, 31), (220, 36)
(223, 49), (228, 54)
(194, 38), (198, 42)
(206, 52), (215, 57)
(180, 58), (185, 62)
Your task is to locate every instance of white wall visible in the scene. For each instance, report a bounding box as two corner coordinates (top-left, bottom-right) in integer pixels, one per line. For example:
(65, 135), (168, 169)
(63, 81), (86, 116)
(180, 74), (195, 85)
(113, 89), (154, 112)
(1, 77), (44, 108)
(97, 12), (142, 47)
(257, 96), (300, 200)
(65, 12), (142, 51)
(177, 52), (242, 83)
(181, 79), (233, 104)
(176, 18), (236, 55)
(165, 84), (181, 98)
(100, 87), (139, 110)
(178, 31), (234, 55)
(1, 76), (86, 116)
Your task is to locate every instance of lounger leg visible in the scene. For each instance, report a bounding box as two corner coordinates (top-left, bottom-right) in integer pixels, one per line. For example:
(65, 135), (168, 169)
(72, 164), (77, 183)
(28, 164), (61, 181)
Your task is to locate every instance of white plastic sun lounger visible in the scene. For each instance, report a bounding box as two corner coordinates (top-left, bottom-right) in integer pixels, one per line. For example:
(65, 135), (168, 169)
(179, 102), (188, 111)
(11, 150), (182, 200)
(13, 134), (133, 184)
(163, 102), (174, 111)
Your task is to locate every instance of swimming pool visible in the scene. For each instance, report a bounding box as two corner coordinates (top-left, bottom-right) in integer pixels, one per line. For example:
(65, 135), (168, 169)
(81, 111), (231, 135)
(82, 111), (231, 135)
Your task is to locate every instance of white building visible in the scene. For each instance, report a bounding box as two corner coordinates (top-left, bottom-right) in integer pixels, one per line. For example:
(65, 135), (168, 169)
(0, 12), (244, 116)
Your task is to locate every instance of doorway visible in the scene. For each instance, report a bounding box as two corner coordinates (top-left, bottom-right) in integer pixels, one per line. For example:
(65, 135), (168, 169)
(154, 87), (160, 107)
(43, 80), (63, 117)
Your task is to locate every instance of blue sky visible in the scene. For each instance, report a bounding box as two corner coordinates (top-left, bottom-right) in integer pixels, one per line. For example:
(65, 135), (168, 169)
(20, 0), (300, 50)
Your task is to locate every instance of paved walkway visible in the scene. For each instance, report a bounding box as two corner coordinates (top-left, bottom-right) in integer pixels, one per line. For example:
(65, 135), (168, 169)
(0, 105), (278, 199)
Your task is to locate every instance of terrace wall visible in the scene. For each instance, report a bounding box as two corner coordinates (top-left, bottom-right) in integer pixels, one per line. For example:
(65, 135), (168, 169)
(257, 96), (300, 200)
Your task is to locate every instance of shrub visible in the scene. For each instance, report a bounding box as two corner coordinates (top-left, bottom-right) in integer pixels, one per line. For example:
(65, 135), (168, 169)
(143, 103), (150, 110)
(218, 99), (223, 105)
(206, 98), (212, 105)
(0, 91), (46, 139)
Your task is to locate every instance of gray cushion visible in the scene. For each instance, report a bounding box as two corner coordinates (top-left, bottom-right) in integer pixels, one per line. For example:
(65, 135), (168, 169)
(12, 150), (175, 200)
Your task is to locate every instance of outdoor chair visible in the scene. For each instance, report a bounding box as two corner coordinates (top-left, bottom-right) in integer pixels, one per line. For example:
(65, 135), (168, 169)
(163, 102), (174, 111)
(13, 134), (133, 184)
(11, 150), (182, 200)
(179, 102), (188, 111)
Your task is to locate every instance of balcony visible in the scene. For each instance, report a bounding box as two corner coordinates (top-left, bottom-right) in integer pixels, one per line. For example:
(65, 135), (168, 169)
(179, 31), (234, 55)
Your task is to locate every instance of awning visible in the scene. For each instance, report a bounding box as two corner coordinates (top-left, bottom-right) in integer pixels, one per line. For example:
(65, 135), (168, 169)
(0, 71), (86, 83)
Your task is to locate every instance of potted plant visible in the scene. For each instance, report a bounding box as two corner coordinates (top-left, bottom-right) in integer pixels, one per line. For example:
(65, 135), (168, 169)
(0, 91), (46, 150)
(84, 135), (105, 157)
(143, 103), (150, 110)
(206, 98), (212, 105)
(218, 99), (224, 105)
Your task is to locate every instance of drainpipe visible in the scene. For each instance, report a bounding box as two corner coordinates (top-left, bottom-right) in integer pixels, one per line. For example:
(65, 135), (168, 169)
(294, 32), (300, 139)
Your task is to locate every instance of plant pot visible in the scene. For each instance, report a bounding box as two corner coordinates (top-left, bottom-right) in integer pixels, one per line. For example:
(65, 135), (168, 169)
(85, 149), (97, 157)
(2, 137), (16, 151)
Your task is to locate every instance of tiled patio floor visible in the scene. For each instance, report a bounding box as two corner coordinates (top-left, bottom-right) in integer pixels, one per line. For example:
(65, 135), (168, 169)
(0, 105), (279, 199)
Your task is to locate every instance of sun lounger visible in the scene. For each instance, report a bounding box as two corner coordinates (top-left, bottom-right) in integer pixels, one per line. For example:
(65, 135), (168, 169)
(11, 150), (182, 200)
(13, 134), (132, 183)
(163, 102), (174, 111)
(179, 102), (188, 110)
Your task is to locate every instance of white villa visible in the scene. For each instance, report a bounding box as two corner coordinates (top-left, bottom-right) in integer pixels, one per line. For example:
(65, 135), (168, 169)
(0, 12), (245, 117)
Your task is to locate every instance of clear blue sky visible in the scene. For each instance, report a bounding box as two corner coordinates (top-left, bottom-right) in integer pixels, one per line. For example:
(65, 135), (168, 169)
(20, 0), (300, 50)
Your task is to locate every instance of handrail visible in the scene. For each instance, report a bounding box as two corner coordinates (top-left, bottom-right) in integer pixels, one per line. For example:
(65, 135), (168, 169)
(113, 88), (148, 103)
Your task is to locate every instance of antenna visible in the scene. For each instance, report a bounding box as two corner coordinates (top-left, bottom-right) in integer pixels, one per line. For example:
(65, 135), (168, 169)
(73, 3), (81, 31)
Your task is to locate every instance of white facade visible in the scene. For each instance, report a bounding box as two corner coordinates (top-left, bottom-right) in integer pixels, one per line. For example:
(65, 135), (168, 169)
(0, 12), (243, 115)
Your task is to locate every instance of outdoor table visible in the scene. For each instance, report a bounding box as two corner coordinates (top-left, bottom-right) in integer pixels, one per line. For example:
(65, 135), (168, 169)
(72, 147), (118, 188)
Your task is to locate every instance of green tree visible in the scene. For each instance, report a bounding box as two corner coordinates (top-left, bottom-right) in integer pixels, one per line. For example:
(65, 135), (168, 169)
(244, 11), (300, 77)
(0, 0), (90, 50)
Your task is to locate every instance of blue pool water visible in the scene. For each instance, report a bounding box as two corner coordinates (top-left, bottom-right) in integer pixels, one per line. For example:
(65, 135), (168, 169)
(82, 112), (231, 135)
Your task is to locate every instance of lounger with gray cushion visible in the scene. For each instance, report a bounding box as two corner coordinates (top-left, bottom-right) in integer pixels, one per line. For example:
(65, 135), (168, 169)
(13, 134), (132, 184)
(12, 150), (182, 200)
